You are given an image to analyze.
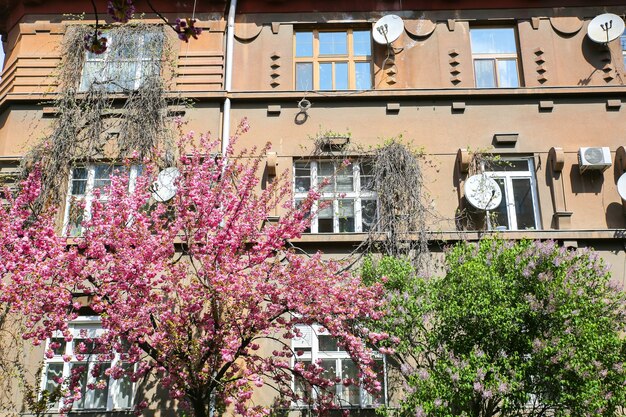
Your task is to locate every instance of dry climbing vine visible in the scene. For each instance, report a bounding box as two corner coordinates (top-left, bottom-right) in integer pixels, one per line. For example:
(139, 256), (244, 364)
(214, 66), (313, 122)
(305, 134), (432, 272)
(366, 140), (430, 272)
(25, 23), (175, 208)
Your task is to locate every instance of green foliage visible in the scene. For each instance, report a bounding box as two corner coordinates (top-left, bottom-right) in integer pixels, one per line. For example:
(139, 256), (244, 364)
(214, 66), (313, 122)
(365, 239), (626, 417)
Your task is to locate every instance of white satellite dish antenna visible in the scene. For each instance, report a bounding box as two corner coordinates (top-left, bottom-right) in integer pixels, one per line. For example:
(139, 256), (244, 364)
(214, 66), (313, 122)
(464, 174), (503, 211)
(587, 13), (625, 44)
(617, 172), (626, 200)
(152, 167), (180, 202)
(373, 14), (404, 44)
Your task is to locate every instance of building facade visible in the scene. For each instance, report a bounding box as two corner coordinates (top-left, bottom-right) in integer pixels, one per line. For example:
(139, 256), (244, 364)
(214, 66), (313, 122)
(1, 0), (626, 415)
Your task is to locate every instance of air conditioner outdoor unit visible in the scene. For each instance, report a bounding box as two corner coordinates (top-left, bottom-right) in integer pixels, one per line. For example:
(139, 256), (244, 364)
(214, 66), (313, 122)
(578, 147), (611, 173)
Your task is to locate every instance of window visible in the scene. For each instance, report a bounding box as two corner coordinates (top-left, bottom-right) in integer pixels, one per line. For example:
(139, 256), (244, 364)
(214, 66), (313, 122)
(41, 317), (134, 411)
(295, 30), (372, 91)
(64, 164), (141, 236)
(470, 27), (521, 88)
(294, 160), (377, 233)
(483, 158), (540, 230)
(0, 160), (20, 207)
(292, 324), (386, 409)
(80, 30), (162, 92)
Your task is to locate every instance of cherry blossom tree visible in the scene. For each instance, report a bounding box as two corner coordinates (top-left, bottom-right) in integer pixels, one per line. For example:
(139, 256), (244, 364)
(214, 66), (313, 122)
(0, 122), (387, 417)
(85, 0), (202, 54)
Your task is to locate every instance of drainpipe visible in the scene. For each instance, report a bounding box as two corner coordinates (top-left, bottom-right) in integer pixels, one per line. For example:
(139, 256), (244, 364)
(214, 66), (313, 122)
(221, 0), (237, 157)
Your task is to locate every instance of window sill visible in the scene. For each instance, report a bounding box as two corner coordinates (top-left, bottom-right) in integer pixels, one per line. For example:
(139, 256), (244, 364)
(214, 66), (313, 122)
(291, 229), (626, 244)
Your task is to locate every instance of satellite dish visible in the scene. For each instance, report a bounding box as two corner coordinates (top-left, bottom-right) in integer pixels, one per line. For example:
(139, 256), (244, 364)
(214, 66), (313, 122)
(373, 15), (404, 44)
(587, 13), (625, 44)
(464, 174), (503, 211)
(617, 172), (626, 200)
(152, 167), (180, 202)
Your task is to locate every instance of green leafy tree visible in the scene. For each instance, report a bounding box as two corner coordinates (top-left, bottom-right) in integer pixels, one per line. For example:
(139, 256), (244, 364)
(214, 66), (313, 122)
(363, 239), (626, 417)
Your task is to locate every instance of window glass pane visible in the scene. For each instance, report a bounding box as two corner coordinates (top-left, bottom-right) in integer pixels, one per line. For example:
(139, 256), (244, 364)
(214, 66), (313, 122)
(87, 363), (111, 409)
(318, 161), (334, 190)
(363, 359), (385, 406)
(50, 338), (67, 356)
(360, 161), (375, 191)
(69, 363), (89, 409)
(490, 159), (529, 172)
(362, 199), (377, 232)
(512, 178), (536, 229)
(93, 165), (116, 192)
(44, 363), (63, 403)
(71, 168), (88, 195)
(80, 61), (106, 91)
(318, 200), (334, 233)
(353, 31), (372, 56)
(141, 31), (163, 60)
(67, 199), (85, 237)
(319, 63), (333, 90)
(492, 178), (509, 230)
(470, 28), (517, 54)
(318, 218), (334, 233)
(319, 335), (339, 351)
(355, 62), (372, 90)
(497, 59), (519, 88)
(474, 59), (496, 88)
(338, 199), (355, 232)
(621, 35), (626, 51)
(296, 63), (313, 91)
(295, 199), (311, 233)
(335, 62), (348, 90)
(340, 359), (360, 405)
(319, 32), (347, 55)
(295, 32), (313, 57)
(336, 164), (354, 192)
(295, 162), (311, 192)
(320, 359), (338, 396)
(115, 363), (134, 409)
(294, 358), (312, 401)
(110, 35), (138, 60)
(110, 60), (138, 91)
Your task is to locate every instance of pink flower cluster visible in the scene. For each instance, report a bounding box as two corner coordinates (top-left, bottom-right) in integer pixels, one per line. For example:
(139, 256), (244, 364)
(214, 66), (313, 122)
(108, 0), (135, 23)
(175, 18), (202, 42)
(84, 31), (108, 54)
(0, 124), (386, 417)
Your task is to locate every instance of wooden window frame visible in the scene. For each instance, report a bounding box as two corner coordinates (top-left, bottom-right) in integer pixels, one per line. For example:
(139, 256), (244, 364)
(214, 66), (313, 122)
(294, 29), (373, 91)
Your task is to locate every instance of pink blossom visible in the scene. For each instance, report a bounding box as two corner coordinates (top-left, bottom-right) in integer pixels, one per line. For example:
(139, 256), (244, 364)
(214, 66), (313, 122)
(0, 123), (386, 417)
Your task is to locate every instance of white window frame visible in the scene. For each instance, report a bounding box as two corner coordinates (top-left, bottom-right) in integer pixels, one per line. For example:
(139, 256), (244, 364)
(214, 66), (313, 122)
(63, 164), (141, 236)
(40, 316), (136, 412)
(482, 157), (541, 231)
(293, 160), (377, 233)
(470, 27), (522, 88)
(291, 324), (387, 409)
(79, 30), (161, 92)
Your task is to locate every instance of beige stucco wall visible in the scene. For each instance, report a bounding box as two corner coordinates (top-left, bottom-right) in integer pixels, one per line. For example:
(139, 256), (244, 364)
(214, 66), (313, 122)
(2, 3), (626, 416)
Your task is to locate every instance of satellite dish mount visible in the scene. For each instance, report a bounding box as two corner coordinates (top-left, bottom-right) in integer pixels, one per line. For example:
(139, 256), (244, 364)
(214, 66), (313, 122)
(587, 13), (625, 45)
(372, 15), (404, 45)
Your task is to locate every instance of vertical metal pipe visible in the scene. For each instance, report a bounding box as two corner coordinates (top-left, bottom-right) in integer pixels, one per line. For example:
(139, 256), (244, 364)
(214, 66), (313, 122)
(221, 0), (237, 156)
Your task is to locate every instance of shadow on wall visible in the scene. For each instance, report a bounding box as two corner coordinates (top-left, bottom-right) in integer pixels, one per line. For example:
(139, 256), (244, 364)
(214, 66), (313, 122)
(132, 373), (178, 417)
(569, 165), (604, 194)
(578, 36), (610, 85)
(606, 202), (625, 228)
